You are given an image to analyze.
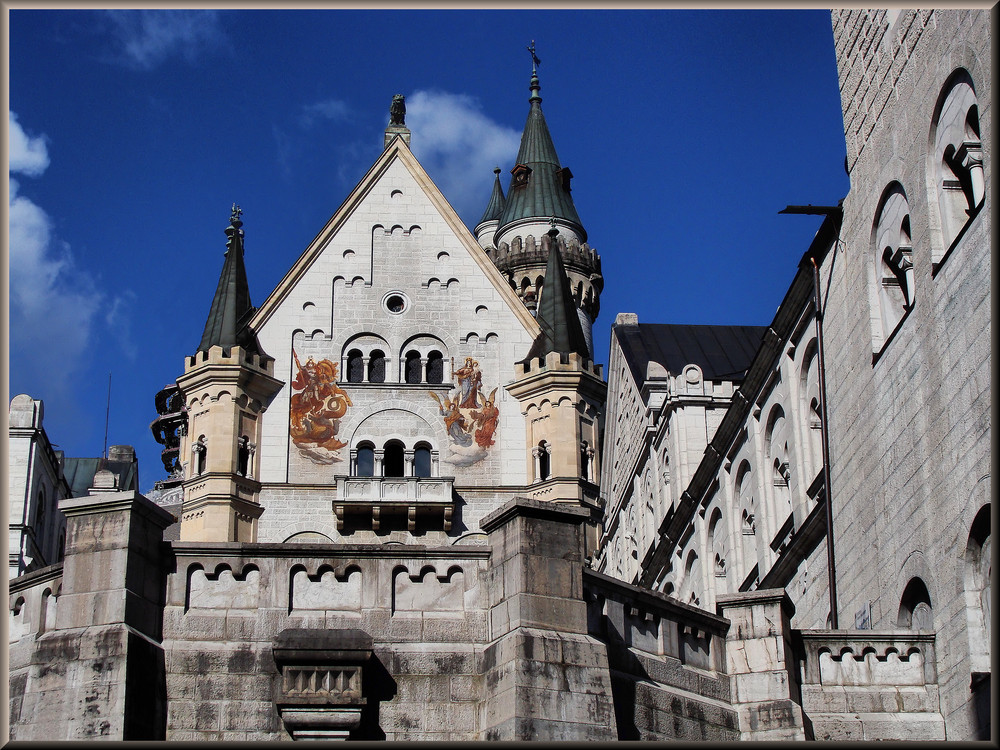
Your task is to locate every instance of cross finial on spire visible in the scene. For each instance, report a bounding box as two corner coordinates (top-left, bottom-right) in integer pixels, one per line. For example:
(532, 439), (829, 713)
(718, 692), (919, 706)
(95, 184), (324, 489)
(230, 203), (243, 224)
(527, 40), (541, 74)
(548, 216), (559, 236)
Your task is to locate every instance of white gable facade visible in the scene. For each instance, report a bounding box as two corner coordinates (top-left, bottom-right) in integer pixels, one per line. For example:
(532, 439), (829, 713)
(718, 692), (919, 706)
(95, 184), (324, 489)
(250, 139), (540, 544)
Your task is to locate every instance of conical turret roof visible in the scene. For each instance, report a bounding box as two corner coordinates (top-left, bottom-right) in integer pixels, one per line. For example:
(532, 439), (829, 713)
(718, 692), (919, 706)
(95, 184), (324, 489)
(478, 167), (507, 225)
(197, 206), (261, 354)
(523, 227), (591, 361)
(496, 69), (586, 242)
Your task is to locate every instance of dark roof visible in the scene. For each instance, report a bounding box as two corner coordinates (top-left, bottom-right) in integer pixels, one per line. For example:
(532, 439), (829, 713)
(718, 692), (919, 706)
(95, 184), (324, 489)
(495, 72), (585, 241)
(61, 456), (139, 498)
(523, 232), (591, 361)
(197, 209), (261, 355)
(614, 323), (768, 386)
(477, 167), (506, 226)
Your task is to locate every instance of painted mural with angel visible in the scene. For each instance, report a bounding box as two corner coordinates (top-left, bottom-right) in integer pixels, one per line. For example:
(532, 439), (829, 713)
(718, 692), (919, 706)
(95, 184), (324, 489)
(289, 349), (352, 464)
(430, 356), (498, 466)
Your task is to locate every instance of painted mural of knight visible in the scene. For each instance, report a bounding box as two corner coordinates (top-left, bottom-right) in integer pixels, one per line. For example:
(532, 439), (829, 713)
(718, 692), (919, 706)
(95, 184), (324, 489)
(289, 350), (352, 464)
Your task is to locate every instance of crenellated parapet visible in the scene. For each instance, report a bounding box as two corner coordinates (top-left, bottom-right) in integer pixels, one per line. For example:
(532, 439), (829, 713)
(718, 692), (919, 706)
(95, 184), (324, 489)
(489, 233), (603, 320)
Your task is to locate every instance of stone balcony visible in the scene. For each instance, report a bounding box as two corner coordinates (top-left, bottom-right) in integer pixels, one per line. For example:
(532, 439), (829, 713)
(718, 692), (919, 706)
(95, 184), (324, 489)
(333, 476), (456, 532)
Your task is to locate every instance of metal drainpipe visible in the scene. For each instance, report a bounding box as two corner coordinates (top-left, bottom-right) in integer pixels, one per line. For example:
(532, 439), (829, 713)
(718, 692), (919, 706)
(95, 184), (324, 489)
(811, 256), (839, 629)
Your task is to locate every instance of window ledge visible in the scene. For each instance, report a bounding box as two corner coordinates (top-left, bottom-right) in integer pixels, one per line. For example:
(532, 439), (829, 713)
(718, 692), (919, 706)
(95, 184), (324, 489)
(932, 202), (983, 277)
(871, 304), (914, 366)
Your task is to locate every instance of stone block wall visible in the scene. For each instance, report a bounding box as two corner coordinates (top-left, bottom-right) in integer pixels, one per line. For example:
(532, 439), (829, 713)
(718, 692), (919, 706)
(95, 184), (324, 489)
(163, 542), (491, 740)
(827, 8), (991, 739)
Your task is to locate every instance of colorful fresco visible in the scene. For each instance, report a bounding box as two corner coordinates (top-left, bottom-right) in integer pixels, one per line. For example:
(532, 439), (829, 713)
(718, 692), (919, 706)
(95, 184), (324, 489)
(290, 350), (352, 464)
(430, 357), (498, 467)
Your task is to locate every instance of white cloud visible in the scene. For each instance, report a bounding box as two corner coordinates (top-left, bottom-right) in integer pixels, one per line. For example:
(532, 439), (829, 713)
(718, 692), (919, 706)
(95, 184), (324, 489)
(9, 112), (50, 177)
(8, 114), (135, 400)
(104, 10), (226, 69)
(300, 98), (351, 129)
(405, 90), (521, 224)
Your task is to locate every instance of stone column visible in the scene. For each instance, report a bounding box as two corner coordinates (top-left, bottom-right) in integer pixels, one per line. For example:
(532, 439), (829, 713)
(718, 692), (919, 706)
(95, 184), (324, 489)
(716, 588), (807, 741)
(480, 497), (617, 740)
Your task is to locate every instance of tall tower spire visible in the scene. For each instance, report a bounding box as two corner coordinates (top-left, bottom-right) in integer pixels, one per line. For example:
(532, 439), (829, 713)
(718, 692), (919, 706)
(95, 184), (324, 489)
(197, 204), (261, 354)
(494, 47), (585, 246)
(484, 44), (604, 356)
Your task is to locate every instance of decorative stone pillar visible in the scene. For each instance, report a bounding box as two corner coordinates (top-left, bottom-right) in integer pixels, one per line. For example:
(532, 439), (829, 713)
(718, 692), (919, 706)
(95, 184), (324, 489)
(373, 450), (384, 477)
(957, 140), (985, 208)
(404, 450), (415, 477)
(716, 588), (807, 741)
(272, 628), (373, 741)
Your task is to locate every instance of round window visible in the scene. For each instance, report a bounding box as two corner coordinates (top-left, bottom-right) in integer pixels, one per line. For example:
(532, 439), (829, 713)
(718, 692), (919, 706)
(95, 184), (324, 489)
(385, 295), (406, 313)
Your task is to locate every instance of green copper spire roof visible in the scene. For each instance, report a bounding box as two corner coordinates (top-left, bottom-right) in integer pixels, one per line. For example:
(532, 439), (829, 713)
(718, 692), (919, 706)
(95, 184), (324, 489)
(478, 167), (507, 225)
(496, 57), (586, 242)
(196, 205), (260, 354)
(523, 225), (591, 361)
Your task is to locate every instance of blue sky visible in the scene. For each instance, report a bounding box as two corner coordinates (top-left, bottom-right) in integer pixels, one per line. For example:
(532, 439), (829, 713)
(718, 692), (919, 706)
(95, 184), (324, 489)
(7, 9), (850, 491)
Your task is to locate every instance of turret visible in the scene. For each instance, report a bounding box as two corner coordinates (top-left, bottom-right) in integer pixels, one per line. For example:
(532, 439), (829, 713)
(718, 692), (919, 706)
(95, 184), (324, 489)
(506, 224), (607, 557)
(175, 206), (283, 542)
(474, 167), (506, 250)
(482, 45), (603, 356)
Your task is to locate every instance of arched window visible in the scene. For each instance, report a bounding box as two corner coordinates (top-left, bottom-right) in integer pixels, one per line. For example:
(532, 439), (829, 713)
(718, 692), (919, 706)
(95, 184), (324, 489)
(346, 349), (365, 383)
(35, 488), (46, 532)
(368, 350), (386, 383)
(872, 183), (913, 348)
(355, 442), (375, 477)
(536, 441), (551, 481)
(765, 406), (793, 520)
(425, 351), (444, 384)
(414, 443), (432, 478)
(404, 351), (422, 384)
(708, 508), (727, 578)
(383, 441), (405, 477)
(736, 461), (757, 574)
(964, 504), (991, 673)
(799, 339), (823, 482)
(931, 69), (984, 257)
(193, 436), (207, 475)
(580, 441), (591, 481)
(897, 577), (933, 630)
(237, 435), (251, 477)
(683, 550), (701, 607)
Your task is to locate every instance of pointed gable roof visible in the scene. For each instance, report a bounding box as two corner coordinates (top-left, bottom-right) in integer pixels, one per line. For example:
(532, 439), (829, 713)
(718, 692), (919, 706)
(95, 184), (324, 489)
(250, 135), (540, 338)
(523, 228), (591, 361)
(496, 70), (586, 242)
(197, 207), (261, 354)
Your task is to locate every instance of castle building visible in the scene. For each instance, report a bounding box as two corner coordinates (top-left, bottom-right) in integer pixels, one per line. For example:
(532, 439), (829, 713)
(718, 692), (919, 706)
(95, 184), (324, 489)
(7, 10), (991, 742)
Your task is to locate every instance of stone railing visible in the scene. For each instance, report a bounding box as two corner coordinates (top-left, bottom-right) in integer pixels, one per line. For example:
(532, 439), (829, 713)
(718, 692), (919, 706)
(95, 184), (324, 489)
(333, 476), (455, 531)
(796, 630), (944, 741)
(797, 630), (937, 686)
(584, 569), (729, 673)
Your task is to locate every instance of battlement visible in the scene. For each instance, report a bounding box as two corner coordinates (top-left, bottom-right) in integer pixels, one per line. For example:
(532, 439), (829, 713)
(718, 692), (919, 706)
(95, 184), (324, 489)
(491, 234), (602, 277)
(517, 349), (604, 379)
(185, 344), (275, 376)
